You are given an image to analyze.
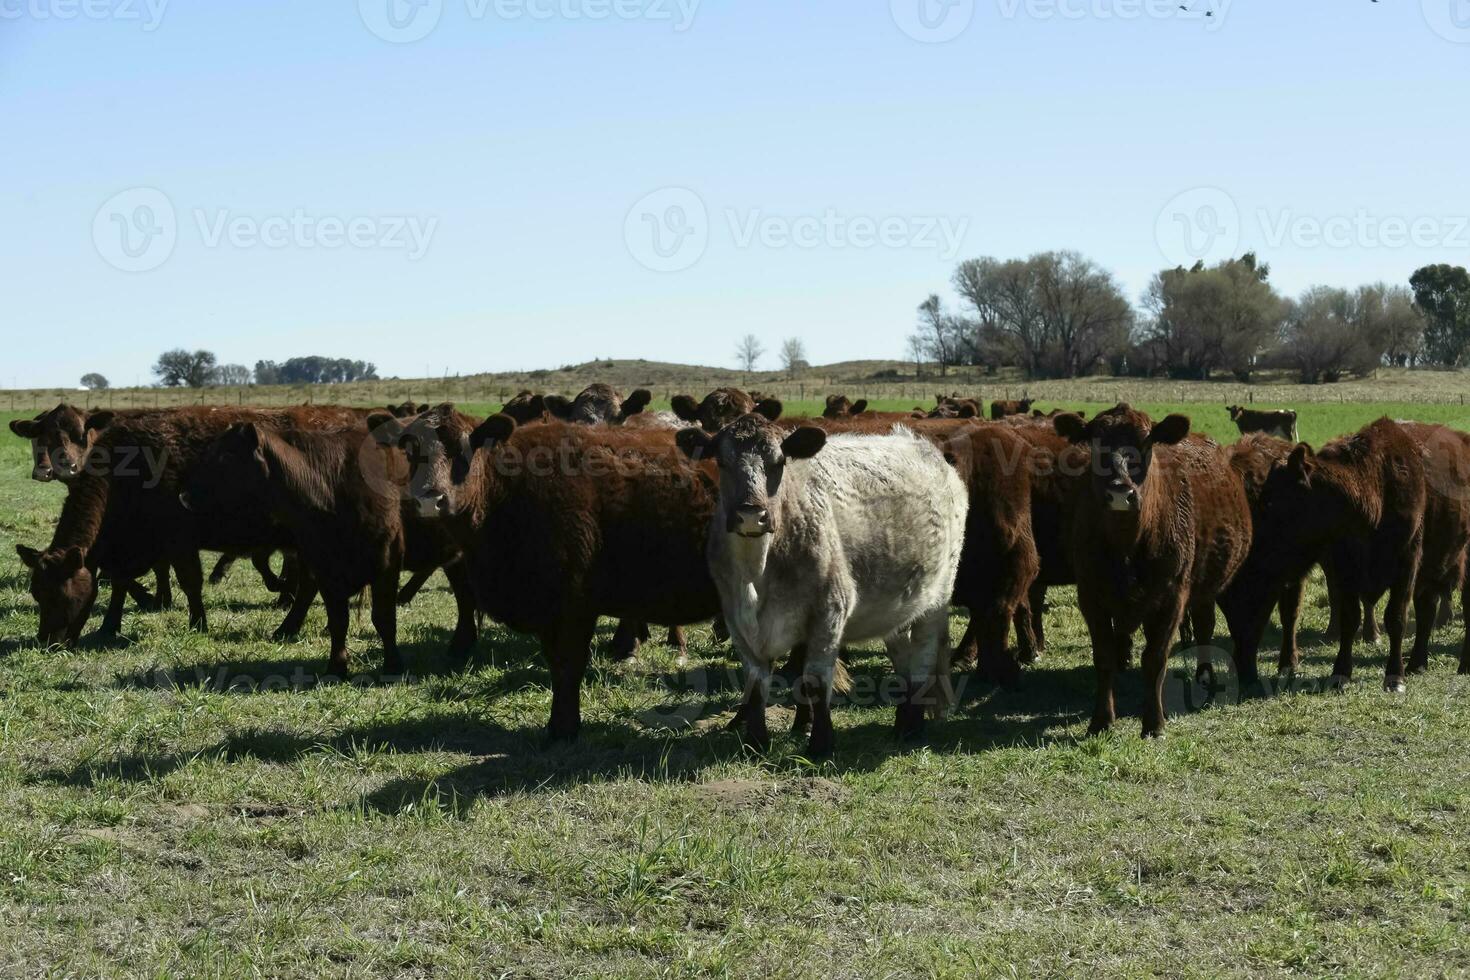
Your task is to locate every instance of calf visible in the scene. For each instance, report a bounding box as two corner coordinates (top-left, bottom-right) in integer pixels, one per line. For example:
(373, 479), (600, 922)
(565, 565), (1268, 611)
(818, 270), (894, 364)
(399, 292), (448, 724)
(183, 420), (477, 675)
(544, 383), (652, 425)
(1054, 405), (1252, 736)
(822, 394), (923, 422)
(1222, 419), (1425, 690)
(381, 410), (723, 740)
(672, 388), (781, 432)
(990, 398), (1035, 420)
(678, 415), (968, 757)
(1227, 405), (1298, 442)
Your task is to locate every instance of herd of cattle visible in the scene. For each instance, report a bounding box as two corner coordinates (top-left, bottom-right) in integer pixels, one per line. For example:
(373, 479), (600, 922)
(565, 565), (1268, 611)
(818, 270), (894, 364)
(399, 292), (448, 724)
(7, 385), (1466, 757)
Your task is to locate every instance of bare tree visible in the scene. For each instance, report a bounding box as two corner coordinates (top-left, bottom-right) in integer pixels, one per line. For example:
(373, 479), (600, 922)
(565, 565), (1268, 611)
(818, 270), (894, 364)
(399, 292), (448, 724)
(780, 337), (808, 378)
(907, 334), (927, 379)
(910, 294), (964, 377)
(735, 334), (765, 373)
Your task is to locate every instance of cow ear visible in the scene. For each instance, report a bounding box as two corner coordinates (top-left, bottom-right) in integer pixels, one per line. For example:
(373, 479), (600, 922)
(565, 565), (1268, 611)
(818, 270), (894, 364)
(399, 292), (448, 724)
(676, 427), (715, 461)
(850, 399), (868, 415)
(1053, 413), (1089, 443)
(781, 426), (826, 460)
(59, 546), (85, 575)
(671, 395), (700, 423)
(9, 418), (38, 438)
(16, 544), (41, 569)
(470, 414), (516, 453)
(543, 395), (573, 420)
(1287, 444), (1315, 485)
(368, 413), (404, 445)
(85, 411), (115, 433)
(754, 399), (783, 421)
(1148, 414), (1191, 446)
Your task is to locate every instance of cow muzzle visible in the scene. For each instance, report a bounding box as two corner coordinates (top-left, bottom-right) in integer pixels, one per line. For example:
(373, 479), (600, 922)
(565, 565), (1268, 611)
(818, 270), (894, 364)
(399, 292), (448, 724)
(728, 505), (772, 537)
(1105, 485), (1139, 512)
(31, 466), (54, 482)
(415, 491), (450, 519)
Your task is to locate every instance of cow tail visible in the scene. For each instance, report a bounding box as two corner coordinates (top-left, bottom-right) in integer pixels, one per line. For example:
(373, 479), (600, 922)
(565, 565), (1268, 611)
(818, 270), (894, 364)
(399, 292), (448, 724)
(929, 635), (955, 720)
(831, 658), (853, 696)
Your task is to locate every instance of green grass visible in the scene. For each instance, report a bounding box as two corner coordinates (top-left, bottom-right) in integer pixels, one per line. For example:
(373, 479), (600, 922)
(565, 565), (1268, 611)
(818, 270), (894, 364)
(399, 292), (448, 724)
(2, 404), (1469, 976)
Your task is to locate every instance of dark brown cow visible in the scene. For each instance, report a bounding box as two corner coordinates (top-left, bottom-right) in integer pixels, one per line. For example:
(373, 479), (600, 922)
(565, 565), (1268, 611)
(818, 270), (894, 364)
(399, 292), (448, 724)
(928, 395), (982, 419)
(670, 388), (786, 434)
(380, 411), (722, 740)
(1226, 405), (1298, 442)
(1222, 419), (1426, 690)
(500, 391), (549, 425)
(1054, 405), (1252, 736)
(544, 384), (652, 425)
(389, 402), (430, 418)
(181, 420), (477, 675)
(990, 398), (1035, 420)
(14, 406), (364, 645)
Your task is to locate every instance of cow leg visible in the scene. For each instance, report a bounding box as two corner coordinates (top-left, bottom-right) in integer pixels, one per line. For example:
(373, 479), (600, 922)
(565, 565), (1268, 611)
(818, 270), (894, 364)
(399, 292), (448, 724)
(953, 616), (979, 668)
(1276, 577), (1305, 676)
(207, 553), (235, 586)
(153, 562), (173, 610)
(712, 616), (729, 643)
(324, 593), (351, 677)
(124, 578), (156, 613)
(1187, 597), (1216, 688)
(397, 566), (434, 607)
(1329, 586), (1362, 685)
(173, 552), (208, 633)
(1460, 577), (1470, 675)
(372, 569), (403, 675)
(1029, 582), (1048, 655)
(795, 637), (841, 759)
(67, 578), (100, 647)
(666, 625), (687, 664)
(1382, 576), (1412, 693)
(1407, 587), (1437, 675)
(443, 561), (478, 662)
(252, 550), (286, 593)
(545, 618), (596, 742)
(273, 553), (300, 609)
(99, 579), (130, 638)
(973, 604), (1019, 687)
(1362, 594), (1381, 644)
(1013, 600), (1040, 665)
(733, 637), (773, 752)
(609, 619), (642, 661)
(1324, 563), (1343, 640)
(1141, 604), (1186, 739)
(272, 565), (318, 642)
(786, 644), (811, 736)
(890, 606), (951, 744)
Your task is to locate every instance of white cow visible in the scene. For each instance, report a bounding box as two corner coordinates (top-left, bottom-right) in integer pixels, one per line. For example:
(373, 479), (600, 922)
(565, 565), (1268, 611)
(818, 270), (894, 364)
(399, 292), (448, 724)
(677, 414), (969, 757)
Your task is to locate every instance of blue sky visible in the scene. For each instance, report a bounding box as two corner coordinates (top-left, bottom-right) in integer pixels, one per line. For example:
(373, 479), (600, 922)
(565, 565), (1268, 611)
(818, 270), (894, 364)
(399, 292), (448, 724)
(2, 0), (1466, 387)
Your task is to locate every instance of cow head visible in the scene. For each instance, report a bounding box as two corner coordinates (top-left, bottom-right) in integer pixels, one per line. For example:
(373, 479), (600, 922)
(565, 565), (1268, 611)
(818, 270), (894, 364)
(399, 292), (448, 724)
(1227, 405), (1245, 423)
(8, 404), (108, 483)
(371, 404), (487, 518)
(1054, 404), (1190, 514)
(545, 383), (652, 425)
(16, 544), (94, 647)
(930, 396), (980, 419)
(388, 401), (430, 418)
(677, 414), (826, 537)
(672, 389), (780, 432)
(822, 394), (868, 419)
(501, 391), (548, 425)
(181, 423), (273, 517)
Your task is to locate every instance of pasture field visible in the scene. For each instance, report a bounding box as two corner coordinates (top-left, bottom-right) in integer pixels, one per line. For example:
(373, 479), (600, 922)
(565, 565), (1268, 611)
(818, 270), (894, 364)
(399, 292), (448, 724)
(1, 403), (1469, 977)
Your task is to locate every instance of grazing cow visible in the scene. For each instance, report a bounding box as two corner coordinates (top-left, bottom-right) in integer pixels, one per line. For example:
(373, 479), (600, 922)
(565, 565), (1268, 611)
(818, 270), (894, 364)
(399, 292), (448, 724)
(381, 410), (722, 740)
(1227, 405), (1298, 442)
(672, 388), (774, 432)
(14, 407), (363, 646)
(1222, 419), (1425, 690)
(1054, 405), (1252, 736)
(544, 383), (652, 425)
(990, 398), (1035, 420)
(182, 421), (477, 675)
(677, 415), (968, 757)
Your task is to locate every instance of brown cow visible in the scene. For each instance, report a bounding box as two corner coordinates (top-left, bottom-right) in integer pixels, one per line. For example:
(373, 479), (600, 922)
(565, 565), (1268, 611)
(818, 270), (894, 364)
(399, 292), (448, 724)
(500, 391), (549, 425)
(990, 398), (1035, 420)
(1054, 405), (1252, 736)
(822, 394), (925, 422)
(1226, 405), (1298, 442)
(544, 383), (652, 425)
(389, 402), (430, 418)
(928, 395), (982, 419)
(382, 411), (722, 740)
(181, 420), (477, 675)
(672, 388), (763, 432)
(1222, 419), (1426, 690)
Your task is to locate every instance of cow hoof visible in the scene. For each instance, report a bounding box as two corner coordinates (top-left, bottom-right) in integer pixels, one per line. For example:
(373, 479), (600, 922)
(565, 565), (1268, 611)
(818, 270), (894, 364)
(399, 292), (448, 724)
(805, 737), (834, 760)
(1406, 661), (1429, 676)
(1384, 677), (1407, 694)
(1086, 721), (1112, 737)
(1142, 728), (1165, 740)
(1328, 674), (1351, 691)
(741, 733), (771, 754)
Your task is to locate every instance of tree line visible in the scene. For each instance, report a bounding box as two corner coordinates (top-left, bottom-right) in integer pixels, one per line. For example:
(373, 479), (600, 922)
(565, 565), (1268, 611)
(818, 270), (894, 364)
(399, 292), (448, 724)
(909, 253), (1470, 383)
(128, 351), (382, 389)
